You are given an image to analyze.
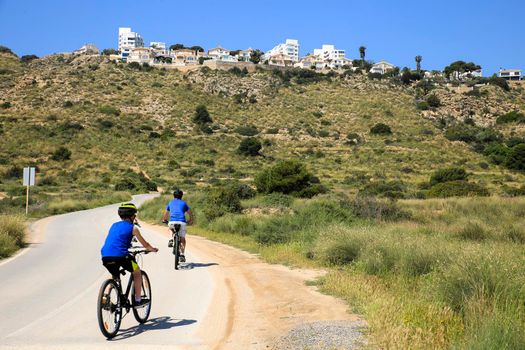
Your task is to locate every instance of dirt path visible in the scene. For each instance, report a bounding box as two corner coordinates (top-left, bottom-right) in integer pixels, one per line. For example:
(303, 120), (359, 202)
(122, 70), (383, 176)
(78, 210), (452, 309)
(143, 222), (363, 349)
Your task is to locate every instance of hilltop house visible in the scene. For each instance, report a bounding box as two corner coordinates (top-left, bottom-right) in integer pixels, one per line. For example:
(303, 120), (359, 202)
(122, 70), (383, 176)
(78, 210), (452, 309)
(127, 47), (154, 64)
(295, 54), (325, 70)
(498, 69), (522, 81)
(170, 49), (203, 66)
(370, 60), (396, 74)
(312, 44), (348, 69)
(236, 48), (254, 62)
(264, 39), (299, 66)
(118, 27), (144, 61)
(207, 46), (237, 62)
(73, 43), (99, 55)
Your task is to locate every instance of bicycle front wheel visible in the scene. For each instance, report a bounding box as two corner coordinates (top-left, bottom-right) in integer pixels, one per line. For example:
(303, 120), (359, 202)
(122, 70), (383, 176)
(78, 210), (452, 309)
(97, 279), (122, 339)
(132, 271), (152, 323)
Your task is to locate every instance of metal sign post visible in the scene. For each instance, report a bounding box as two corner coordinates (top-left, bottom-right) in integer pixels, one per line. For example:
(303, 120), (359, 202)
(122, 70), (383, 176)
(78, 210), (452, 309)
(23, 167), (35, 215)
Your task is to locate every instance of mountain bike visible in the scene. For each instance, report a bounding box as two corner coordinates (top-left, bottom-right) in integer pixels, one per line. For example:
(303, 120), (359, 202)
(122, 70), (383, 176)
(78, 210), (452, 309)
(168, 223), (183, 270)
(97, 248), (152, 339)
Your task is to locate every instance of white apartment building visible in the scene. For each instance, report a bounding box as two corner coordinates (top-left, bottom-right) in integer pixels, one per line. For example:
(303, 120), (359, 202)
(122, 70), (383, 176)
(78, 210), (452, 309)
(313, 44), (347, 68)
(498, 69), (522, 81)
(264, 39), (299, 64)
(118, 27), (144, 61)
(236, 48), (254, 62)
(127, 47), (154, 65)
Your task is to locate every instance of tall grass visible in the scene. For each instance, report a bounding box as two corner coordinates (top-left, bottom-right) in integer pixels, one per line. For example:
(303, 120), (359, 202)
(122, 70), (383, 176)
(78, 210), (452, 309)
(0, 215), (26, 258)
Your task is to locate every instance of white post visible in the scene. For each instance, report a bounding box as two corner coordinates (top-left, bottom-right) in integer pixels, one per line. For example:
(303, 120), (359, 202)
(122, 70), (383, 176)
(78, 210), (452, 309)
(26, 184), (29, 215)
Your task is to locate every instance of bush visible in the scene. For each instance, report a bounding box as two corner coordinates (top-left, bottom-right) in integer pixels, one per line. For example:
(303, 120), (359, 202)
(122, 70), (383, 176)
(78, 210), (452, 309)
(504, 144), (525, 171)
(426, 94), (441, 108)
(98, 105), (120, 116)
(346, 196), (408, 221)
(62, 101), (73, 108)
(430, 167), (468, 185)
(193, 105), (212, 125)
(359, 181), (407, 199)
(235, 125), (259, 136)
(427, 180), (489, 198)
(97, 119), (114, 129)
(20, 54), (38, 63)
(237, 138), (262, 156)
(128, 62), (141, 70)
(259, 193), (294, 208)
(51, 146), (72, 161)
(4, 165), (22, 179)
(483, 143), (509, 164)
(202, 185), (243, 221)
(496, 111), (525, 124)
(445, 124), (478, 143)
(114, 170), (157, 192)
(0, 215), (26, 258)
(370, 123), (392, 135)
(255, 160), (317, 197)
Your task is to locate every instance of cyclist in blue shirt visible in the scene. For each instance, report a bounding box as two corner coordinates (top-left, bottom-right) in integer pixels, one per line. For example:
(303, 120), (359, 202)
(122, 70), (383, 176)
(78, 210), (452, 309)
(101, 202), (158, 307)
(162, 189), (193, 262)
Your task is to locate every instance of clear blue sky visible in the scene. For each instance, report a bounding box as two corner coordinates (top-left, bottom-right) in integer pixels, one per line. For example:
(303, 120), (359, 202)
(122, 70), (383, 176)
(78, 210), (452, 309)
(0, 0), (523, 75)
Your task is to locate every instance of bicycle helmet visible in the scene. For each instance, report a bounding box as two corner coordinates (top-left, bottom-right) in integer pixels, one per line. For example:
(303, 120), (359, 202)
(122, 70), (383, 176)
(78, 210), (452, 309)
(118, 202), (138, 218)
(173, 188), (183, 199)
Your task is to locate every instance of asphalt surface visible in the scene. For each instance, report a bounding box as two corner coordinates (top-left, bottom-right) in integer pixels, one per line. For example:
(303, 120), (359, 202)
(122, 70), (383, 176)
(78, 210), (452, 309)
(0, 194), (215, 349)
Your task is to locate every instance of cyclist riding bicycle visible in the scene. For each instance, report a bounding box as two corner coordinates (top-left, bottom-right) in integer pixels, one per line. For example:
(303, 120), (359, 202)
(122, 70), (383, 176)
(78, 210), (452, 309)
(101, 202), (158, 307)
(162, 189), (193, 263)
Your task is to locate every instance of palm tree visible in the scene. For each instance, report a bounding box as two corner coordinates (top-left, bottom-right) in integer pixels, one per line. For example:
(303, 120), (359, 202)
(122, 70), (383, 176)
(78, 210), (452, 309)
(415, 55), (422, 73)
(359, 46), (366, 66)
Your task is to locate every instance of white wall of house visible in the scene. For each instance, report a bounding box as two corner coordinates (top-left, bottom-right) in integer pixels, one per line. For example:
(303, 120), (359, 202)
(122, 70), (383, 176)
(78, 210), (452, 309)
(118, 27), (144, 60)
(370, 60), (396, 74)
(312, 44), (347, 68)
(264, 39), (299, 63)
(499, 69), (522, 80)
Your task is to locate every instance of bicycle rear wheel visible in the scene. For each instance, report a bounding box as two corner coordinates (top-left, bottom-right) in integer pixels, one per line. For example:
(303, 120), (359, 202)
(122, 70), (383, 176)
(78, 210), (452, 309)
(132, 271), (152, 323)
(174, 235), (180, 270)
(97, 279), (122, 339)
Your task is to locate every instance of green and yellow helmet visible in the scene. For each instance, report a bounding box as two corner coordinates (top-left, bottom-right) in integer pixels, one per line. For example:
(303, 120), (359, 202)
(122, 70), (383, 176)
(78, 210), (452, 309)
(118, 202), (137, 218)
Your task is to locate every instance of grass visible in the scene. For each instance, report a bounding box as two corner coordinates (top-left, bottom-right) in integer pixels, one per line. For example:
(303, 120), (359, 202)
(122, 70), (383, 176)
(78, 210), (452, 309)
(139, 193), (525, 349)
(0, 215), (26, 258)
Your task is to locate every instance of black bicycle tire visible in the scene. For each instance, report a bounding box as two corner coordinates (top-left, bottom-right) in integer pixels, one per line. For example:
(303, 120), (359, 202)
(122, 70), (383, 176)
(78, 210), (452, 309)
(174, 235), (180, 270)
(97, 279), (122, 339)
(132, 271), (152, 323)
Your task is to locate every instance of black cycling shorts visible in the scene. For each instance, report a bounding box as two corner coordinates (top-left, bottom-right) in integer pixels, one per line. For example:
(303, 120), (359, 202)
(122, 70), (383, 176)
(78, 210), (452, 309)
(102, 255), (138, 277)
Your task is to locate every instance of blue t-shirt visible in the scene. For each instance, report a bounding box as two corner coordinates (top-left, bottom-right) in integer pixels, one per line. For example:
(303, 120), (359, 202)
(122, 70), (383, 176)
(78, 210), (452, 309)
(101, 221), (134, 257)
(166, 199), (190, 222)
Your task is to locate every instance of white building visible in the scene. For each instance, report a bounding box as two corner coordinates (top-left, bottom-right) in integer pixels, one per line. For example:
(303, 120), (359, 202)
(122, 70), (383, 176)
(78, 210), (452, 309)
(453, 69), (483, 80)
(370, 60), (396, 74)
(498, 69), (522, 81)
(118, 27), (144, 61)
(207, 46), (238, 62)
(313, 44), (347, 68)
(127, 47), (154, 64)
(295, 55), (325, 70)
(73, 43), (99, 55)
(264, 39), (299, 64)
(170, 49), (204, 66)
(236, 48), (254, 62)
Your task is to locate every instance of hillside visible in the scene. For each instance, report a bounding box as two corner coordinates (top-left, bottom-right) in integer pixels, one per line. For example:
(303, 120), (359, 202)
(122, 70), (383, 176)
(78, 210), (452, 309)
(1, 52), (525, 213)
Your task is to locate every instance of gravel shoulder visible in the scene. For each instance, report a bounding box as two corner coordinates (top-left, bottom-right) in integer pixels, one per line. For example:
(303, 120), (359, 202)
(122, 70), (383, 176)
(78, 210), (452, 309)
(143, 222), (366, 349)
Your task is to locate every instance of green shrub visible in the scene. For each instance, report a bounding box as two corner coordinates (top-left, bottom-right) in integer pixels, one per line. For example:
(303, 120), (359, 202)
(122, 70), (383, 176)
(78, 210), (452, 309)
(359, 181), (407, 199)
(504, 144), (525, 171)
(416, 101), (429, 110)
(202, 185), (243, 221)
(426, 94), (441, 108)
(62, 101), (73, 108)
(98, 105), (120, 116)
(1, 102), (11, 109)
(255, 160), (316, 196)
(4, 165), (22, 179)
(445, 124), (477, 143)
(345, 196), (408, 221)
(97, 119), (114, 129)
(496, 111), (525, 124)
(51, 146), (72, 161)
(427, 180), (489, 198)
(128, 62), (141, 70)
(193, 105), (212, 125)
(483, 143), (509, 164)
(235, 125), (259, 136)
(457, 222), (488, 241)
(259, 193), (294, 208)
(345, 132), (362, 145)
(237, 138), (262, 156)
(0, 215), (26, 258)
(430, 167), (468, 185)
(324, 238), (363, 265)
(370, 123), (392, 135)
(265, 127), (279, 134)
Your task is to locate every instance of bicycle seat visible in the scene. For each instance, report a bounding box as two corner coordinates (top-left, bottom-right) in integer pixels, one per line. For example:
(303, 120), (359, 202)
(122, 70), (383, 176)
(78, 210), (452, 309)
(169, 223), (181, 233)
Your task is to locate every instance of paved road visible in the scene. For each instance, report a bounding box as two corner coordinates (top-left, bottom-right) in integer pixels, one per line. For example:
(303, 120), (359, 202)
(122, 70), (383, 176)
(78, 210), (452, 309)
(0, 194), (215, 349)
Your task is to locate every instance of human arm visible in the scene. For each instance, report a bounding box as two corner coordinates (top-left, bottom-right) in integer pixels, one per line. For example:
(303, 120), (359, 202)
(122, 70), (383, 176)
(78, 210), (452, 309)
(133, 226), (158, 252)
(162, 209), (169, 224)
(186, 209), (194, 225)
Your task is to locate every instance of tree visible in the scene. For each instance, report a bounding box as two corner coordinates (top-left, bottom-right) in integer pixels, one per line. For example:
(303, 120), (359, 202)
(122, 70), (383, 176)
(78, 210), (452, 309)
(102, 48), (118, 56)
(250, 49), (264, 64)
(20, 55), (38, 63)
(415, 55), (422, 72)
(359, 46), (366, 66)
(190, 46), (204, 52)
(193, 105), (213, 125)
(169, 44), (185, 51)
(444, 61), (481, 79)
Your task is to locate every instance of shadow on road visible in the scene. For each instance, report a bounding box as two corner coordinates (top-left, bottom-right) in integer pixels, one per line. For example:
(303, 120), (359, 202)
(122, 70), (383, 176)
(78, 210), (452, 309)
(112, 316), (196, 340)
(180, 262), (218, 270)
